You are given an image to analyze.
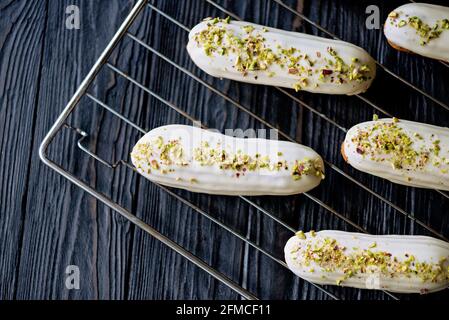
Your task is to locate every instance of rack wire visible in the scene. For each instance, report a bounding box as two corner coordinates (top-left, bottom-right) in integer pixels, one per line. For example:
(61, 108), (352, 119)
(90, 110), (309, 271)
(39, 0), (448, 300)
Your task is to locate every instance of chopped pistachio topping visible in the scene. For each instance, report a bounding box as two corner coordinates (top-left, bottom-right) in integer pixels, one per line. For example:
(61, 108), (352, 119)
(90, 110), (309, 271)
(292, 236), (449, 285)
(132, 137), (324, 181)
(442, 19), (449, 29)
(389, 13), (449, 45)
(388, 11), (399, 19)
(242, 25), (255, 33)
(131, 136), (188, 175)
(351, 119), (446, 172)
(193, 18), (372, 91)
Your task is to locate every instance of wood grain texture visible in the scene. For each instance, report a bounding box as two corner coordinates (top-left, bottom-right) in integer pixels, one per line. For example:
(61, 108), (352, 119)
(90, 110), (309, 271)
(0, 0), (448, 300)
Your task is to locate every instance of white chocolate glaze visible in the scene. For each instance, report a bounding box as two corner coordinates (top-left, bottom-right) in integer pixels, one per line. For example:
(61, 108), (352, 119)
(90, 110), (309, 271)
(342, 118), (449, 191)
(187, 18), (376, 95)
(131, 125), (324, 195)
(285, 230), (449, 294)
(384, 3), (449, 62)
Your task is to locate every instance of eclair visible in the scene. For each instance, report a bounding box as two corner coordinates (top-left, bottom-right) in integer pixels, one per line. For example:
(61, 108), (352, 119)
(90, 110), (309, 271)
(187, 18), (376, 95)
(131, 125), (324, 195)
(384, 3), (449, 62)
(285, 230), (449, 294)
(341, 117), (449, 191)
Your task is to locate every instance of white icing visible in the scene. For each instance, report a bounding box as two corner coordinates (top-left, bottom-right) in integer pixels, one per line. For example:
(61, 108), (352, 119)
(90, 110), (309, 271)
(384, 3), (449, 62)
(130, 125), (324, 195)
(343, 118), (449, 191)
(284, 230), (449, 293)
(187, 20), (376, 95)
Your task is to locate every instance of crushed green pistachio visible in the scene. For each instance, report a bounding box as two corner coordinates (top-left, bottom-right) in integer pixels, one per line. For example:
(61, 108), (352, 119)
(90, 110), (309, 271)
(442, 19), (449, 29)
(242, 25), (255, 33)
(292, 82), (302, 92)
(292, 236), (449, 285)
(433, 140), (441, 156)
(291, 158), (325, 180)
(296, 231), (306, 239)
(132, 137), (324, 181)
(388, 12), (399, 19)
(290, 247), (300, 254)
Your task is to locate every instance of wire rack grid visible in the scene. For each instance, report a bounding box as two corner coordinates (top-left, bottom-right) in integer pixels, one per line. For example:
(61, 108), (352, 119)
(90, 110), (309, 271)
(39, 0), (449, 300)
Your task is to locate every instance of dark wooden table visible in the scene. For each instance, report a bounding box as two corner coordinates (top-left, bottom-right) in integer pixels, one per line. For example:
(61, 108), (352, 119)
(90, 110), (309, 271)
(1, 0), (448, 300)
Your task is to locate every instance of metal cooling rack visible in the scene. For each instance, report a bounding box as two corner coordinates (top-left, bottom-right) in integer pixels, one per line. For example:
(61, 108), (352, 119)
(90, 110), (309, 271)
(39, 0), (448, 300)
